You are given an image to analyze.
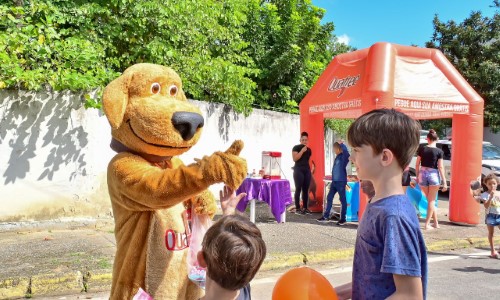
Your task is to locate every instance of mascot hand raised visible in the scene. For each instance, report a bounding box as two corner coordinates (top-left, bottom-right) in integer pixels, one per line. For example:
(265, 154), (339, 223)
(195, 140), (247, 190)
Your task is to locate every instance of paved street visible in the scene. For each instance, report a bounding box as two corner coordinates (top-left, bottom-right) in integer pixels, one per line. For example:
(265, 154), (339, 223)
(251, 247), (500, 300)
(35, 247), (500, 300)
(5, 191), (498, 299)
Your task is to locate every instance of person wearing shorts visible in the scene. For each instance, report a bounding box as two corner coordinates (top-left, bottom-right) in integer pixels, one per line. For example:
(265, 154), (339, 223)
(473, 174), (500, 258)
(415, 129), (448, 230)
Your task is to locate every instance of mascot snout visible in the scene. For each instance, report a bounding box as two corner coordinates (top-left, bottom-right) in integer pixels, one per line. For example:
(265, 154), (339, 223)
(172, 111), (205, 141)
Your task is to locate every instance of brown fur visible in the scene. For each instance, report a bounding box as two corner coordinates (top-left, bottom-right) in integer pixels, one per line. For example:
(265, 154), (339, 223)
(103, 63), (247, 299)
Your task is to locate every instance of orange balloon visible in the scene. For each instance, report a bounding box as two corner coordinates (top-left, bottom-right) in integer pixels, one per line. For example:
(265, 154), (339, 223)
(272, 266), (338, 300)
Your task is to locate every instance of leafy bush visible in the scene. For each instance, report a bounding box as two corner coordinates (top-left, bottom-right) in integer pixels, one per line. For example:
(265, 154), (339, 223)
(0, 0), (352, 114)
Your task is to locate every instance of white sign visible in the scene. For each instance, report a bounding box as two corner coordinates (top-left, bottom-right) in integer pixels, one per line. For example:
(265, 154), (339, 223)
(394, 98), (469, 113)
(309, 99), (362, 114)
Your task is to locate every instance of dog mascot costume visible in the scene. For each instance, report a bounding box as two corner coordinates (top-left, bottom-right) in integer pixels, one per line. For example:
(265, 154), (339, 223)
(102, 63), (247, 299)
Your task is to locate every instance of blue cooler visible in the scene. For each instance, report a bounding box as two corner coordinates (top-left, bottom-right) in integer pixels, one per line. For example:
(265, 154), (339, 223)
(344, 182), (360, 222)
(406, 184), (438, 219)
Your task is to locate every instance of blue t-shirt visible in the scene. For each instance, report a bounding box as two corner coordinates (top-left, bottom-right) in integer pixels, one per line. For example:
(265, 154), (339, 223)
(352, 195), (428, 300)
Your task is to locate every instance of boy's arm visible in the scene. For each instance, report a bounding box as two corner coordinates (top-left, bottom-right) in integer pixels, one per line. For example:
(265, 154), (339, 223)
(381, 216), (425, 298)
(386, 274), (423, 300)
(335, 282), (352, 300)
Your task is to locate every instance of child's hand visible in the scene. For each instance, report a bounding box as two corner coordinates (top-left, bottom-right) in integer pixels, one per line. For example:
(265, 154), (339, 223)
(220, 186), (246, 216)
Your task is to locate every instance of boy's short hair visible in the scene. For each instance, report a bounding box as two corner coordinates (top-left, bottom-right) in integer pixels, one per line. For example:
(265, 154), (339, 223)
(333, 142), (340, 149)
(483, 173), (499, 185)
(347, 109), (421, 169)
(301, 131), (309, 138)
(202, 214), (266, 291)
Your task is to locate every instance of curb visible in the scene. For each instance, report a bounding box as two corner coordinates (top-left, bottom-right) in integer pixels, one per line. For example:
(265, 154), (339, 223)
(263, 236), (499, 271)
(0, 237), (496, 299)
(0, 271), (111, 299)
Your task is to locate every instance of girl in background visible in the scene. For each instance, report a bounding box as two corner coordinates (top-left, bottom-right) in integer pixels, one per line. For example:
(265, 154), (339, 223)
(472, 174), (500, 258)
(415, 129), (448, 230)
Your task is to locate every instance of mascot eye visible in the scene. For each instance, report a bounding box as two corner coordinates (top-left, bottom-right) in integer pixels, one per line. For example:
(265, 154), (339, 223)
(169, 85), (178, 96)
(151, 83), (161, 94)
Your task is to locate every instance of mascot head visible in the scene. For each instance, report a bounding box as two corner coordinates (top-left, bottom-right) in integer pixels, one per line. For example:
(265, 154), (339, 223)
(103, 63), (204, 157)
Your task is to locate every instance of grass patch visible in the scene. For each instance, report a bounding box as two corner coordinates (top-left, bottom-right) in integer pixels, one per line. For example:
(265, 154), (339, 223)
(97, 258), (112, 269)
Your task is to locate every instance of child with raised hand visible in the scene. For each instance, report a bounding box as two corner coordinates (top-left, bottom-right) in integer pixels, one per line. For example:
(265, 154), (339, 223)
(197, 186), (266, 300)
(471, 174), (500, 258)
(336, 109), (427, 300)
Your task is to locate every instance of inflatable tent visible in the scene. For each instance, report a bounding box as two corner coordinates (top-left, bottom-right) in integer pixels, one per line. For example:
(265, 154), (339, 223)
(300, 42), (483, 225)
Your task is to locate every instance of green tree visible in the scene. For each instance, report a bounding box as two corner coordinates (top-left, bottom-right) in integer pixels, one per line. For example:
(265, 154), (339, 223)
(243, 0), (354, 113)
(420, 119), (451, 139)
(426, 2), (500, 131)
(0, 1), (117, 92)
(324, 118), (353, 139)
(0, 0), (351, 114)
(0, 0), (258, 112)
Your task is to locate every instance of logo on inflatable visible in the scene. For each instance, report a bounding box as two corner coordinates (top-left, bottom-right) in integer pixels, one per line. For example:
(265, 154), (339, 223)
(328, 75), (360, 98)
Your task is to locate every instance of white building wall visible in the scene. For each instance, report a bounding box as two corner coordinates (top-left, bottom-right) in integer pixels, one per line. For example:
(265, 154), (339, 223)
(0, 90), (329, 221)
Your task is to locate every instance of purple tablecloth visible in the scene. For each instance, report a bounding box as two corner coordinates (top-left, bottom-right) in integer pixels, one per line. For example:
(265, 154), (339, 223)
(236, 178), (293, 223)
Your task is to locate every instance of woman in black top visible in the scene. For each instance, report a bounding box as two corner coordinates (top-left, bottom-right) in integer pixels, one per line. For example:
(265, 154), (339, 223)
(415, 129), (448, 230)
(292, 132), (313, 214)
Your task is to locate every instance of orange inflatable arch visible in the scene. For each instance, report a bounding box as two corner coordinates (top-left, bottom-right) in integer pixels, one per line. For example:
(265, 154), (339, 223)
(300, 42), (483, 225)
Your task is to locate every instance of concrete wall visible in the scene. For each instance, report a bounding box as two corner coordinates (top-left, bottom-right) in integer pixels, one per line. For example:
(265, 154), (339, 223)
(0, 90), (114, 221)
(483, 128), (500, 147)
(1, 90), (332, 221)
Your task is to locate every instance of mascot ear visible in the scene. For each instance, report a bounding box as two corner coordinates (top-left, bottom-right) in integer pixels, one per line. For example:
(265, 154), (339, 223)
(102, 72), (133, 129)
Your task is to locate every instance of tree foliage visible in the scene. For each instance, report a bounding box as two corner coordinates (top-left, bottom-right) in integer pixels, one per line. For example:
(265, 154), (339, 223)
(243, 0), (354, 113)
(0, 0), (353, 114)
(426, 2), (500, 131)
(324, 118), (353, 139)
(420, 119), (451, 139)
(0, 1), (117, 92)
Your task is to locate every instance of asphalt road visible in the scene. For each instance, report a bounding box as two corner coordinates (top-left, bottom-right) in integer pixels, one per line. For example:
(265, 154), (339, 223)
(32, 191), (497, 300)
(36, 247), (499, 300)
(251, 247), (500, 300)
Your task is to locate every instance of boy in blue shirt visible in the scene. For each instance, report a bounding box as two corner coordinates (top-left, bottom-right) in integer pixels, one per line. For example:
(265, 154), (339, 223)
(318, 140), (350, 225)
(336, 109), (428, 300)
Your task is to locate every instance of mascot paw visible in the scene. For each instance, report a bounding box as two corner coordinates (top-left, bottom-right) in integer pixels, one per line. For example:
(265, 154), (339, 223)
(201, 140), (247, 190)
(225, 140), (244, 156)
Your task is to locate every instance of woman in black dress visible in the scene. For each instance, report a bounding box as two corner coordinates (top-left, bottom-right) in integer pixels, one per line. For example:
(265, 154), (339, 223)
(292, 132), (313, 214)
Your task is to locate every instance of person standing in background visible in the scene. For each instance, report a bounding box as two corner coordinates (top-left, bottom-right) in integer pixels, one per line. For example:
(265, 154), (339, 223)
(415, 129), (448, 230)
(318, 140), (350, 225)
(292, 132), (314, 215)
